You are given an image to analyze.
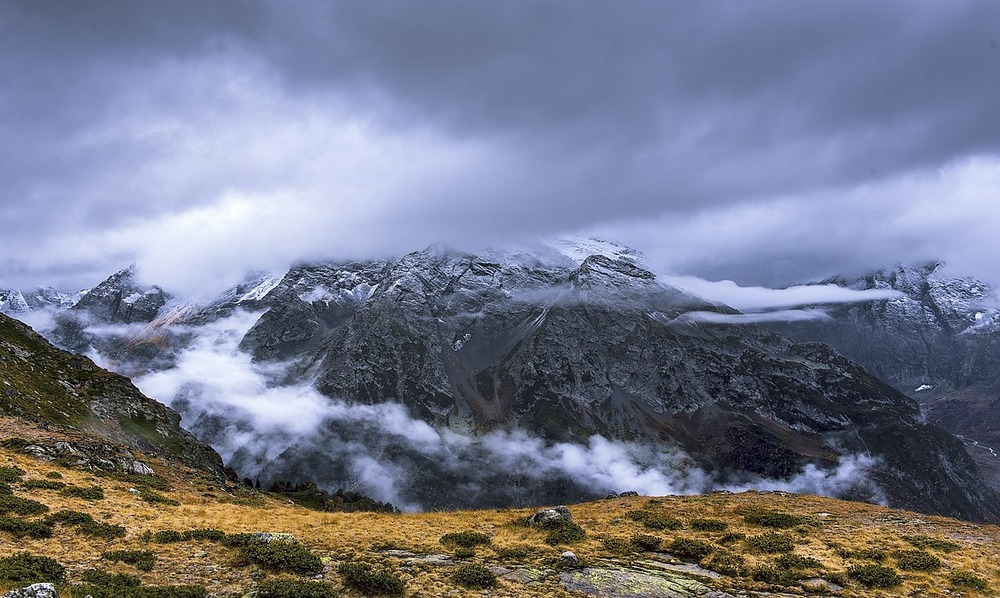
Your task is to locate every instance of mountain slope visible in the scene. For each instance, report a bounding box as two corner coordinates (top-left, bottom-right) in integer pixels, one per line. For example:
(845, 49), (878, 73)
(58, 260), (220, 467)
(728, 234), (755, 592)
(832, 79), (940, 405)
(15, 246), (1000, 521)
(0, 313), (227, 479)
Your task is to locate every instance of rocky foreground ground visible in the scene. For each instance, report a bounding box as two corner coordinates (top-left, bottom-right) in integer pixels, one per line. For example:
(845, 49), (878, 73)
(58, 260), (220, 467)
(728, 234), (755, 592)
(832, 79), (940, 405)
(2, 416), (999, 598)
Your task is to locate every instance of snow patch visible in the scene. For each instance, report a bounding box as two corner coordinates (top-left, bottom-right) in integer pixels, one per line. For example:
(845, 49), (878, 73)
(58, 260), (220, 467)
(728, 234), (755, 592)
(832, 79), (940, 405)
(914, 384), (933, 392)
(237, 274), (283, 303)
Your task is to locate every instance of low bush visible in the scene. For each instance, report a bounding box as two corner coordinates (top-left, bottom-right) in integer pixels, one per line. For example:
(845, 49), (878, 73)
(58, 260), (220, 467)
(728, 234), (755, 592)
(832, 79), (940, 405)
(894, 549), (941, 571)
(775, 553), (822, 570)
(949, 570), (989, 590)
(599, 537), (632, 554)
(19, 479), (66, 490)
(151, 530), (185, 543)
(668, 537), (713, 560)
(451, 563), (496, 589)
(45, 471), (63, 479)
(626, 510), (683, 530)
(0, 466), (25, 482)
(453, 546), (476, 558)
(102, 550), (157, 571)
(718, 532), (746, 544)
(81, 568), (142, 587)
(0, 493), (50, 515)
(0, 481), (10, 495)
(836, 547), (886, 562)
(751, 565), (798, 586)
(0, 516), (54, 539)
(77, 521), (127, 540)
(741, 508), (813, 529)
(238, 541), (323, 575)
(45, 509), (95, 526)
(543, 520), (586, 545)
(746, 532), (794, 553)
(183, 528), (225, 542)
(337, 562), (405, 595)
(901, 534), (960, 553)
(630, 533), (662, 551)
(258, 578), (337, 598)
(701, 550), (746, 577)
(690, 518), (728, 532)
(847, 564), (902, 588)
(62, 484), (105, 500)
(439, 530), (491, 548)
(138, 488), (179, 506)
(75, 585), (207, 597)
(0, 552), (66, 584)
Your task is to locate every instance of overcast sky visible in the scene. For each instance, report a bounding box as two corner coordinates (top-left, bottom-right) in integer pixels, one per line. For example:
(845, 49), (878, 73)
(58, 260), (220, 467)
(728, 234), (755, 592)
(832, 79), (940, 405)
(2, 1), (999, 296)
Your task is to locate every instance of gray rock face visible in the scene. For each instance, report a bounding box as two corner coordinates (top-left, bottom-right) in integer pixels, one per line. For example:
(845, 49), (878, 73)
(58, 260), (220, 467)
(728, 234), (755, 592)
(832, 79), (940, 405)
(18, 245), (1000, 520)
(2, 583), (58, 598)
(768, 263), (1000, 489)
(560, 567), (733, 598)
(772, 263), (1000, 395)
(72, 264), (169, 325)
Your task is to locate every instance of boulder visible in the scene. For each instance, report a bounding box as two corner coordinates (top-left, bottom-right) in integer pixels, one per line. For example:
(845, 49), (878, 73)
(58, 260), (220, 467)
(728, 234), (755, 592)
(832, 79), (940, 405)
(528, 505), (572, 527)
(2, 584), (58, 598)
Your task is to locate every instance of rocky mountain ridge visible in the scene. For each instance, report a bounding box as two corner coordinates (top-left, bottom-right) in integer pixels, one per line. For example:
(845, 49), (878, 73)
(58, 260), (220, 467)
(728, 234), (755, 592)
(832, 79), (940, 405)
(4, 243), (999, 520)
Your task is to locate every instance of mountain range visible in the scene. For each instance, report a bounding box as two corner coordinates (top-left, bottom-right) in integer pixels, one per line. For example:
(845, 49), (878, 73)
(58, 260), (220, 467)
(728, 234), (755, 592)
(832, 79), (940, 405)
(3, 240), (999, 521)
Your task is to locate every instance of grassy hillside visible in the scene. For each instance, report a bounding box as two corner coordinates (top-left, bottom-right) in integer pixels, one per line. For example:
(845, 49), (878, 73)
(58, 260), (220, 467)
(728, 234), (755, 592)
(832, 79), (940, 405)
(2, 416), (999, 598)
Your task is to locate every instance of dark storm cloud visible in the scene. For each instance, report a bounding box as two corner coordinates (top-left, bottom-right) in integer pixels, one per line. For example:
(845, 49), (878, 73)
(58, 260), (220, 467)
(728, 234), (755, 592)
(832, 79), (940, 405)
(1, 1), (999, 293)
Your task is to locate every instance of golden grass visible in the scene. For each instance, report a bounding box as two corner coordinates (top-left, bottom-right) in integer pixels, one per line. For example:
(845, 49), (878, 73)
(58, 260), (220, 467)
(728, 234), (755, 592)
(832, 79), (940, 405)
(3, 418), (1000, 597)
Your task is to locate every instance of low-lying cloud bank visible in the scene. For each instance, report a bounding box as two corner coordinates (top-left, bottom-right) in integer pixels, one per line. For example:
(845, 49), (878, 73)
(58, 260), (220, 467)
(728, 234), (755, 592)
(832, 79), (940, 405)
(126, 311), (885, 511)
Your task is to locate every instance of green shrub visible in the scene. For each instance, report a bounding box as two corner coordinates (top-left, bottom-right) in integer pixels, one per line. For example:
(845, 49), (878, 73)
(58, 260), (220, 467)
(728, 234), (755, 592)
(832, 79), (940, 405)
(543, 520), (586, 545)
(19, 479), (66, 490)
(775, 553), (822, 570)
(0, 493), (50, 515)
(701, 550), (746, 577)
(751, 565), (798, 586)
(102, 550), (157, 571)
(599, 537), (632, 554)
(76, 585), (207, 597)
(741, 508), (812, 529)
(0, 466), (25, 483)
(630, 533), (662, 551)
(894, 549), (941, 571)
(837, 547), (886, 562)
(0, 481), (10, 495)
(44, 509), (95, 525)
(337, 562), (405, 595)
(81, 568), (142, 587)
(238, 541), (323, 575)
(0, 517), (54, 539)
(183, 528), (225, 542)
(718, 532), (746, 544)
(453, 546), (476, 558)
(949, 570), (989, 590)
(746, 532), (794, 553)
(439, 530), (491, 548)
(138, 488), (179, 506)
(901, 534), (960, 553)
(62, 484), (105, 500)
(152, 530), (186, 543)
(258, 578), (337, 598)
(220, 532), (256, 547)
(668, 537), (713, 560)
(690, 518), (728, 532)
(0, 552), (65, 583)
(451, 563), (496, 589)
(45, 471), (63, 479)
(626, 510), (683, 530)
(76, 521), (127, 540)
(848, 564), (902, 588)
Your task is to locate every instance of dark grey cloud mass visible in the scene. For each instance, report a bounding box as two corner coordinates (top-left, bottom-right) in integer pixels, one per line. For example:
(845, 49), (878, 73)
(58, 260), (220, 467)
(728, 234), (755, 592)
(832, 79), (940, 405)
(1, 0), (999, 295)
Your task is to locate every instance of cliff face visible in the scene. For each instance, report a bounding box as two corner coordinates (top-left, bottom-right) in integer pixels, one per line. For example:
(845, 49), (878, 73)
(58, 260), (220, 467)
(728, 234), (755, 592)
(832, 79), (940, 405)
(0, 313), (227, 479)
(9, 245), (1000, 520)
